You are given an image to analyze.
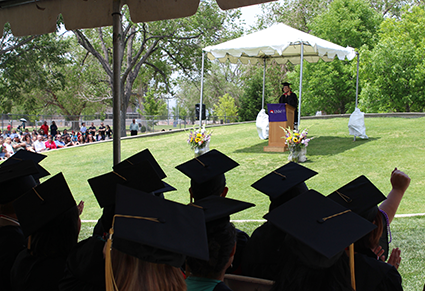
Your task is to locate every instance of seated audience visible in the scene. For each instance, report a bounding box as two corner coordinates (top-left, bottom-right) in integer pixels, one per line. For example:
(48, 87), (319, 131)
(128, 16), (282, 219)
(55, 135), (65, 148)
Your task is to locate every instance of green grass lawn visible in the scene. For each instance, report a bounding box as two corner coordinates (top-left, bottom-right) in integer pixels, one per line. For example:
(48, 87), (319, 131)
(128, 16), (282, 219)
(40, 116), (425, 289)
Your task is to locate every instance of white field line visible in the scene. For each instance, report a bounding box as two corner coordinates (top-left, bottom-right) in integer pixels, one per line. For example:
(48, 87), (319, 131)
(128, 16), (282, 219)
(81, 213), (425, 223)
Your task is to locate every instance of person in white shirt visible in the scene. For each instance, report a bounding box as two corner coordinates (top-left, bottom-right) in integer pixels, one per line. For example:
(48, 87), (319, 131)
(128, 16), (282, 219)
(33, 135), (47, 153)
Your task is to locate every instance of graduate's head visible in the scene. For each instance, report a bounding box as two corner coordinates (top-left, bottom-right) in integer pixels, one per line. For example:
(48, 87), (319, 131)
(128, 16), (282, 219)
(187, 221), (236, 278)
(105, 185), (209, 291)
(190, 174), (227, 201)
(251, 162), (317, 211)
(282, 82), (291, 93)
(175, 149), (239, 203)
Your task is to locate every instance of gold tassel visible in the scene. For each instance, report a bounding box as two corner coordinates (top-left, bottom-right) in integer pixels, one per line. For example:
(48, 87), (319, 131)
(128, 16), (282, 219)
(27, 235), (31, 250)
(349, 243), (356, 291)
(105, 228), (119, 291)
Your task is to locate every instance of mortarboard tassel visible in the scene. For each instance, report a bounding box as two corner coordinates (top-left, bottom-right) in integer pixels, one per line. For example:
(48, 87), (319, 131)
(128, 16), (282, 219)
(105, 227), (118, 291)
(349, 243), (356, 291)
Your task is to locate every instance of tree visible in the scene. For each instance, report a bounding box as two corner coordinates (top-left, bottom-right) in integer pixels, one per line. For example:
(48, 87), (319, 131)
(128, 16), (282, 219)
(73, 1), (243, 136)
(238, 66), (272, 121)
(213, 93), (238, 122)
(137, 90), (167, 128)
(360, 6), (425, 112)
(176, 61), (244, 119)
(290, 0), (383, 115)
(254, 0), (331, 32)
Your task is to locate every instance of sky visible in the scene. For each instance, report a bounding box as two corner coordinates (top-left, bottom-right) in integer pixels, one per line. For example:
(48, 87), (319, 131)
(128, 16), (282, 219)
(240, 4), (263, 28)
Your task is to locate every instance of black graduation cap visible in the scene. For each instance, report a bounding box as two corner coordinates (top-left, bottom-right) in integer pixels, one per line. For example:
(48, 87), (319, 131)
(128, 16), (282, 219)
(327, 175), (386, 221)
(13, 172), (76, 237)
(0, 160), (38, 204)
(191, 196), (255, 223)
(175, 149), (239, 184)
(113, 149), (166, 180)
(1, 150), (50, 181)
(281, 82), (291, 87)
(251, 162), (318, 200)
(88, 160), (169, 208)
(111, 185), (209, 267)
(264, 189), (376, 259)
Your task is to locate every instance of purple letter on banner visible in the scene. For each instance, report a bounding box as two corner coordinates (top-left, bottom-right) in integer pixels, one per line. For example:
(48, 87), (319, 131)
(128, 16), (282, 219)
(267, 104), (287, 122)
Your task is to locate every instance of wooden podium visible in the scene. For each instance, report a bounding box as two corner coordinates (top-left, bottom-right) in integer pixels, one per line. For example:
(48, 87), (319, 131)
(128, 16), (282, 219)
(264, 103), (295, 152)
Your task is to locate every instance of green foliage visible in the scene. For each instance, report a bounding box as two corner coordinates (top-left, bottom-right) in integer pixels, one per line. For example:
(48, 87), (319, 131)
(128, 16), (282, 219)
(238, 67), (271, 121)
(213, 93), (238, 122)
(141, 91), (167, 117)
(294, 0), (382, 115)
(360, 6), (425, 112)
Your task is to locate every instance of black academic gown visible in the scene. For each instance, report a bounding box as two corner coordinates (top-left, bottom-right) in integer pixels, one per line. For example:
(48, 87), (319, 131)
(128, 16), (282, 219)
(241, 222), (286, 280)
(10, 249), (67, 291)
(0, 225), (26, 291)
(279, 92), (298, 123)
(59, 236), (106, 291)
(355, 250), (403, 291)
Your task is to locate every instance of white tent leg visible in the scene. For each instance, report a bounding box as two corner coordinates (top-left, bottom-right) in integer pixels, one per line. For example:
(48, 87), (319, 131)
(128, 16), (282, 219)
(199, 51), (205, 127)
(262, 58), (266, 109)
(355, 52), (360, 108)
(297, 42), (304, 129)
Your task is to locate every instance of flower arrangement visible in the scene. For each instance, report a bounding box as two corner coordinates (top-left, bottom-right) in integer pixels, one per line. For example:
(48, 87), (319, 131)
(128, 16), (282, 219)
(281, 127), (313, 163)
(280, 127), (312, 149)
(187, 125), (212, 150)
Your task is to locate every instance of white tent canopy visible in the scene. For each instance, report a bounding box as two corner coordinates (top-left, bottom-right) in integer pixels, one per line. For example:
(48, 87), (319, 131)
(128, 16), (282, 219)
(201, 23), (358, 126)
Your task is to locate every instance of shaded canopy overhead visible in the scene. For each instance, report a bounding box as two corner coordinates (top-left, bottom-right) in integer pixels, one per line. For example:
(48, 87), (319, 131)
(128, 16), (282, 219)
(201, 23), (357, 125)
(204, 23), (356, 65)
(0, 0), (275, 36)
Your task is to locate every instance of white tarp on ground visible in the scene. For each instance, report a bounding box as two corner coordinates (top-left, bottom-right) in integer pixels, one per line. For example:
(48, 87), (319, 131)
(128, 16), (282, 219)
(256, 109), (269, 140)
(348, 108), (368, 139)
(204, 23), (356, 65)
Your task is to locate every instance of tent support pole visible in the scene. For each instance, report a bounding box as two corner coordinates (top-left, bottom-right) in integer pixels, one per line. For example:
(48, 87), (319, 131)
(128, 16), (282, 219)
(297, 42), (304, 129)
(199, 51), (205, 127)
(262, 58), (266, 109)
(355, 52), (359, 108)
(112, 0), (121, 165)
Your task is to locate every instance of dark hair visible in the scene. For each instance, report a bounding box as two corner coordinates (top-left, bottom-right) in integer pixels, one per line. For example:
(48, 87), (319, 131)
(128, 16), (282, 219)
(187, 222), (236, 278)
(190, 174), (226, 201)
(30, 206), (79, 258)
(355, 209), (384, 252)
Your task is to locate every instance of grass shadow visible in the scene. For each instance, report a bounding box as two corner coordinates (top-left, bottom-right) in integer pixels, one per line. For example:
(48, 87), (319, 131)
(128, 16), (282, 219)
(307, 136), (380, 156)
(233, 136), (380, 156)
(234, 140), (282, 154)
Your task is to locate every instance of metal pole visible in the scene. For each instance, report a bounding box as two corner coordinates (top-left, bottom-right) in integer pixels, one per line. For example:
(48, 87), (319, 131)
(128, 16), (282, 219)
(298, 42), (304, 129)
(112, 0), (121, 165)
(262, 58), (266, 109)
(199, 51), (205, 127)
(355, 52), (360, 108)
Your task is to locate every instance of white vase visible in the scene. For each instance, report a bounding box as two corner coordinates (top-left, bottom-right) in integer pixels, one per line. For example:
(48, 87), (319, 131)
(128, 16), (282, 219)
(299, 147), (307, 162)
(194, 141), (210, 157)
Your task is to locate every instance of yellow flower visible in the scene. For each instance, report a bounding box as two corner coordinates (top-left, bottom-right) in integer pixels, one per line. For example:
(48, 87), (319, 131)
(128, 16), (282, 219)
(196, 133), (202, 138)
(190, 138), (193, 143)
(195, 138), (200, 143)
(293, 137), (299, 143)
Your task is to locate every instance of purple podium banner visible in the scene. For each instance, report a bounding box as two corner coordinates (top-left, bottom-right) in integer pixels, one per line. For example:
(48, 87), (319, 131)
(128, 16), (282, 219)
(267, 103), (287, 122)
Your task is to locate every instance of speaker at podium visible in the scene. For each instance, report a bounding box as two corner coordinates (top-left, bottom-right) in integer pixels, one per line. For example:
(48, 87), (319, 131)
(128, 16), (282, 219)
(264, 103), (295, 152)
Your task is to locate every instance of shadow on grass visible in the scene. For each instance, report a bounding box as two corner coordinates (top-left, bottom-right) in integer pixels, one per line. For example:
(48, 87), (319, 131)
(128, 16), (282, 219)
(233, 140), (282, 154)
(233, 136), (380, 155)
(307, 136), (380, 156)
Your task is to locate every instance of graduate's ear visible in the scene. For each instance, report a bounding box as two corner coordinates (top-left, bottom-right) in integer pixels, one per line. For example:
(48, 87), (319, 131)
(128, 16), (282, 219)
(220, 187), (228, 198)
(230, 242), (236, 258)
